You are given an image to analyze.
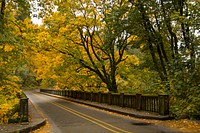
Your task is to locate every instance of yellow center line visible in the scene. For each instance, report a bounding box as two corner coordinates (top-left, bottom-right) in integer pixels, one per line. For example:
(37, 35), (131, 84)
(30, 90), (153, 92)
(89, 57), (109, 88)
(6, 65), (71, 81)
(54, 100), (132, 133)
(33, 93), (119, 133)
(41, 93), (132, 133)
(33, 93), (132, 133)
(52, 101), (132, 133)
(51, 102), (119, 133)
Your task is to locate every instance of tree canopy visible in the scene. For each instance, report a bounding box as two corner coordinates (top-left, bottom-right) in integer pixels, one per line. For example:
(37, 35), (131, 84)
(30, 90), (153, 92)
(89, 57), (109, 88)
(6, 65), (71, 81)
(0, 0), (200, 121)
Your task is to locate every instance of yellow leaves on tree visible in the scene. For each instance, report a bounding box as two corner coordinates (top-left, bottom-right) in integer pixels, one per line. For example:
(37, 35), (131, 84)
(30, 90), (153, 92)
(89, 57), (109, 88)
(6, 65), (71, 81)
(127, 35), (138, 45)
(0, 75), (22, 124)
(4, 45), (14, 52)
(31, 51), (64, 88)
(118, 53), (140, 73)
(33, 0), (140, 93)
(125, 54), (140, 66)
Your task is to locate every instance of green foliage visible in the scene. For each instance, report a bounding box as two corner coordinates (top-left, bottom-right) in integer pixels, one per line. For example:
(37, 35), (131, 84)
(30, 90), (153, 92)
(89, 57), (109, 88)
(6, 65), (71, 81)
(168, 57), (200, 119)
(125, 0), (200, 119)
(0, 0), (31, 124)
(117, 68), (164, 94)
(15, 64), (39, 88)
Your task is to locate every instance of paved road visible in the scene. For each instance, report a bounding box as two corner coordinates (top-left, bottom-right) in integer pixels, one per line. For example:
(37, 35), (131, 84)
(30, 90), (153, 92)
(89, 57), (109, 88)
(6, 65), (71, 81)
(26, 90), (179, 133)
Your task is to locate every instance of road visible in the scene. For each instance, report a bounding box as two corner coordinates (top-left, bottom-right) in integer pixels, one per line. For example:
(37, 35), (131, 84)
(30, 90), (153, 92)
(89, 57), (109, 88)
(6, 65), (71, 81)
(26, 90), (179, 133)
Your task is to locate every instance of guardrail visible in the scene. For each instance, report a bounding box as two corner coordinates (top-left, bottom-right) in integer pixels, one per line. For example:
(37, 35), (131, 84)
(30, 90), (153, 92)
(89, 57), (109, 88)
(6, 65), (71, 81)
(40, 89), (169, 115)
(20, 98), (29, 122)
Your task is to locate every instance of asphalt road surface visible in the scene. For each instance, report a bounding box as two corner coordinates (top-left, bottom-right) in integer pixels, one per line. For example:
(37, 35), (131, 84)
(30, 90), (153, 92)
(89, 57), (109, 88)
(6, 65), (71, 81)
(26, 90), (179, 133)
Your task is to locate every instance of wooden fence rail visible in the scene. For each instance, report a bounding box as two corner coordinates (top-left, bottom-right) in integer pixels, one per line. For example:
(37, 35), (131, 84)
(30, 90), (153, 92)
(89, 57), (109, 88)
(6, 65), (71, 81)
(40, 89), (169, 115)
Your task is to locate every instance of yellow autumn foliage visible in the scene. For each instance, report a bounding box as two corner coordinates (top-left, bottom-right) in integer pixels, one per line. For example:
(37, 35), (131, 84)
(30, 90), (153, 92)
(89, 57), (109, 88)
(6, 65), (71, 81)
(0, 98), (20, 124)
(0, 76), (22, 124)
(127, 35), (138, 44)
(125, 54), (140, 66)
(4, 45), (14, 52)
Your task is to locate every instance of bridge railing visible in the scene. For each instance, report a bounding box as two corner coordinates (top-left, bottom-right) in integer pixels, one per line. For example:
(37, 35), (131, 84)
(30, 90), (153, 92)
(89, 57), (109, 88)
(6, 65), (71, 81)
(20, 98), (29, 122)
(40, 89), (169, 115)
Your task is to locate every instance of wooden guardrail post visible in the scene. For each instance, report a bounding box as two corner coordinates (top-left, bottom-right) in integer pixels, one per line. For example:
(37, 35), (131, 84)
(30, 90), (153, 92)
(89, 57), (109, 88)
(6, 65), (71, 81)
(73, 91), (77, 99)
(159, 95), (169, 115)
(74, 91), (77, 98)
(120, 93), (124, 107)
(91, 92), (93, 102)
(108, 92), (112, 105)
(64, 90), (67, 96)
(83, 91), (86, 100)
(136, 94), (142, 110)
(68, 90), (71, 97)
(98, 92), (102, 103)
(77, 91), (79, 99)
(71, 91), (74, 98)
(20, 98), (29, 122)
(72, 90), (74, 98)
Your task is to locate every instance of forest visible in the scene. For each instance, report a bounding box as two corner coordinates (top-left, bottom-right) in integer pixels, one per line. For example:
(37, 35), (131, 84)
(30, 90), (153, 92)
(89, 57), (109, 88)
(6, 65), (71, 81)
(0, 0), (199, 124)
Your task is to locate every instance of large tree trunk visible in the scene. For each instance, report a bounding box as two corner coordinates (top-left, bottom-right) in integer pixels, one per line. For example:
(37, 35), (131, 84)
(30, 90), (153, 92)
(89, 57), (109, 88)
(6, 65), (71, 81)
(106, 79), (118, 93)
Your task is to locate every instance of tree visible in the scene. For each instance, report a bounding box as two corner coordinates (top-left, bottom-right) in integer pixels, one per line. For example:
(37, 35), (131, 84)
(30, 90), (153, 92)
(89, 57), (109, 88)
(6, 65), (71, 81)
(42, 0), (134, 92)
(127, 0), (200, 118)
(0, 0), (31, 123)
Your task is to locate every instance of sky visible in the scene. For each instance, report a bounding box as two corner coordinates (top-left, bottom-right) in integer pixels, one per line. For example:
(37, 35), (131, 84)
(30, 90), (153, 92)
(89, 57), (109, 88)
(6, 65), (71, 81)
(30, 0), (43, 25)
